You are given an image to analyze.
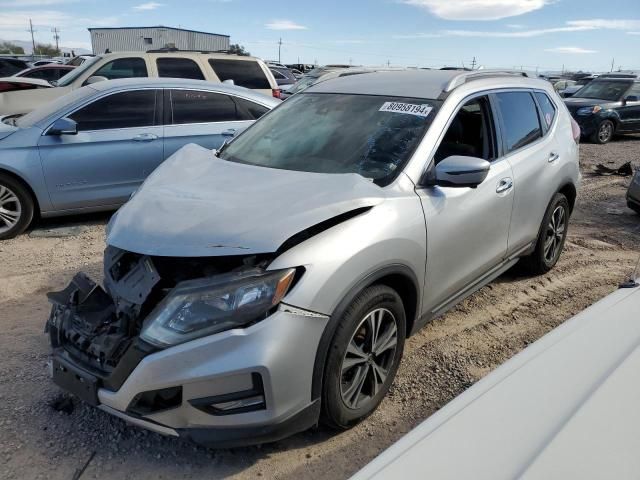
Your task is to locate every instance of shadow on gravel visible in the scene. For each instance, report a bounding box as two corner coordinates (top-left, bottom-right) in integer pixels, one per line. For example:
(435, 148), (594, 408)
(28, 210), (113, 234)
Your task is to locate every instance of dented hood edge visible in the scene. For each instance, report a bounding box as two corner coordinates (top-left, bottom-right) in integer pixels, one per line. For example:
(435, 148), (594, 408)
(106, 144), (385, 257)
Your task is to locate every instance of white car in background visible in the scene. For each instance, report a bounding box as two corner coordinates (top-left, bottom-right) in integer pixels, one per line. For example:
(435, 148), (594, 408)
(352, 260), (640, 480)
(0, 51), (280, 116)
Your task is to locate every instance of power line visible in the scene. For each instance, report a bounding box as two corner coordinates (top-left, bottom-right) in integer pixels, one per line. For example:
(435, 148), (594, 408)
(28, 19), (37, 57)
(52, 27), (61, 54)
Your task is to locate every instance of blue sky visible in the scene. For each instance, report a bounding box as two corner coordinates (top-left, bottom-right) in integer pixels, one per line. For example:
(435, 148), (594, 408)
(1, 0), (639, 72)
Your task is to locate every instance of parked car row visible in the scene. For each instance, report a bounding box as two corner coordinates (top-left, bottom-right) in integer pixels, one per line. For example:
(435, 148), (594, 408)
(42, 68), (581, 448)
(0, 51), (281, 117)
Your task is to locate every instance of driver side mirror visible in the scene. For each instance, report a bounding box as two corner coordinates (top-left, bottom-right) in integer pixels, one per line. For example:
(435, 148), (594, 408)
(48, 117), (78, 136)
(624, 95), (639, 103)
(431, 155), (490, 188)
(222, 79), (235, 85)
(85, 75), (108, 85)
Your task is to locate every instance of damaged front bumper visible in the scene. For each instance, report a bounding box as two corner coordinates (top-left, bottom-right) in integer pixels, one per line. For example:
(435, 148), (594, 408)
(45, 249), (329, 448)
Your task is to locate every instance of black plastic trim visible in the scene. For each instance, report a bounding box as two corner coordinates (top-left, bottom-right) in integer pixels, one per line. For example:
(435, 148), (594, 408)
(178, 399), (321, 448)
(188, 373), (266, 416)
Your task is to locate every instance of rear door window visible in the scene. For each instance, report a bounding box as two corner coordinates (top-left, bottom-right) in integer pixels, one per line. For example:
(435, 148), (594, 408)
(208, 59), (271, 89)
(495, 91), (542, 153)
(169, 89), (239, 124)
(534, 92), (557, 129)
(233, 96), (270, 120)
(69, 90), (157, 131)
(92, 57), (148, 80)
(156, 58), (205, 80)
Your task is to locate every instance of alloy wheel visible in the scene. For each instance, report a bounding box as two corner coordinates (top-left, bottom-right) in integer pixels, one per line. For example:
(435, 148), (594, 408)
(598, 122), (613, 143)
(0, 185), (21, 234)
(543, 205), (566, 264)
(340, 308), (398, 410)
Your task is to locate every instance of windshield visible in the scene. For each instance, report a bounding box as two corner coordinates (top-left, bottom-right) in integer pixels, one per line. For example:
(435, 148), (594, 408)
(573, 80), (632, 101)
(16, 86), (96, 128)
(55, 56), (101, 87)
(220, 93), (440, 185)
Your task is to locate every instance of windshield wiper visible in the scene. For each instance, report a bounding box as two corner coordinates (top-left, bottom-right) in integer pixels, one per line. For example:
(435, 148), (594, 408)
(215, 139), (231, 158)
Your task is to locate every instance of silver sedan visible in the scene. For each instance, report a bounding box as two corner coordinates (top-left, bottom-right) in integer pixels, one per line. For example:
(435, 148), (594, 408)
(0, 77), (280, 239)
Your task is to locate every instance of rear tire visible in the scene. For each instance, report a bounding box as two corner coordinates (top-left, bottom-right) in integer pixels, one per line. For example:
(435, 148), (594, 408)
(321, 285), (406, 430)
(590, 119), (614, 144)
(0, 173), (34, 240)
(521, 193), (570, 275)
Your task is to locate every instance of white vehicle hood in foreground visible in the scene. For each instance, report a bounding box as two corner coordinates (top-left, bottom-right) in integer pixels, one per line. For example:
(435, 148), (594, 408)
(107, 144), (385, 257)
(352, 281), (640, 480)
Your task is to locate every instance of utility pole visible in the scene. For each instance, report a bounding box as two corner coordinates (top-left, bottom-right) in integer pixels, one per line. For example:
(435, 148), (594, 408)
(28, 19), (37, 59)
(278, 37), (282, 64)
(470, 56), (477, 69)
(610, 58), (615, 72)
(52, 27), (60, 54)
(387, 59), (390, 67)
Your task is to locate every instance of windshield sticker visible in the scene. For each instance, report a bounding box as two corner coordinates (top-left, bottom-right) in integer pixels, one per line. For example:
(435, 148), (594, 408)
(379, 102), (432, 118)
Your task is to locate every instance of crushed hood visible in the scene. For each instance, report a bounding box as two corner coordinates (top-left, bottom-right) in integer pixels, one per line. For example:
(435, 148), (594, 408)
(107, 143), (385, 257)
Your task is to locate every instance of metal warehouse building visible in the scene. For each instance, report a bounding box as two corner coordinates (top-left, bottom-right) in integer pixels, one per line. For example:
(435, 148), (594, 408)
(88, 26), (230, 54)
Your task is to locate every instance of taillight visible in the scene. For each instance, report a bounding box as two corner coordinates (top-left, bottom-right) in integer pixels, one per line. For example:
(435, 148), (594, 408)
(571, 117), (581, 144)
(272, 88), (282, 99)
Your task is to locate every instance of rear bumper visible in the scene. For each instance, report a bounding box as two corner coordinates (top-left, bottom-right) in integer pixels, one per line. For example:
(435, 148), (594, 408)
(627, 176), (640, 208)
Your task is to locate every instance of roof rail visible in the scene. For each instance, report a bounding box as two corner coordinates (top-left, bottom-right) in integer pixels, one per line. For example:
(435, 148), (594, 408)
(145, 48), (233, 54)
(444, 69), (537, 92)
(598, 73), (637, 79)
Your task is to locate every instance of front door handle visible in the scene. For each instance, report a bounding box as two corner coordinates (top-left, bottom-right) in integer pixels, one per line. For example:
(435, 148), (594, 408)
(496, 177), (513, 194)
(132, 133), (158, 142)
(548, 152), (560, 163)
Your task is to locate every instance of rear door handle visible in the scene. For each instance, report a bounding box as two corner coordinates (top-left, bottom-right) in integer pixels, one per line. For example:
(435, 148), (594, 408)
(132, 133), (158, 142)
(496, 177), (513, 194)
(548, 152), (560, 163)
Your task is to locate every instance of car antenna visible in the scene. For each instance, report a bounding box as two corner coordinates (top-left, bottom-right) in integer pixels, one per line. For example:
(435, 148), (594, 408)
(619, 255), (640, 288)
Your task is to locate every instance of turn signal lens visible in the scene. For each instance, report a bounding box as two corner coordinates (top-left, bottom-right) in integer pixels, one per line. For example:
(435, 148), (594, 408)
(272, 269), (296, 305)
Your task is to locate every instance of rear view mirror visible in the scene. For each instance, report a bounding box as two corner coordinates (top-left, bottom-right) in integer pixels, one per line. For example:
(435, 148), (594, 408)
(85, 75), (108, 85)
(48, 117), (78, 136)
(433, 155), (490, 188)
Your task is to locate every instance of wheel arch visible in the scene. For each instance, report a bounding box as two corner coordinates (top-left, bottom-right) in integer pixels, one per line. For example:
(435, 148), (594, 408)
(310, 264), (420, 401)
(558, 182), (577, 214)
(0, 167), (40, 216)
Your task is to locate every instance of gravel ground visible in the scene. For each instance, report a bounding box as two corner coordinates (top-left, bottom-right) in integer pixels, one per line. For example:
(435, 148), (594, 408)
(1, 135), (639, 480)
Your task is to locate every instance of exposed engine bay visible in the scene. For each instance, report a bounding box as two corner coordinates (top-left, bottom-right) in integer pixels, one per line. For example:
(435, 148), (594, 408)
(46, 246), (274, 389)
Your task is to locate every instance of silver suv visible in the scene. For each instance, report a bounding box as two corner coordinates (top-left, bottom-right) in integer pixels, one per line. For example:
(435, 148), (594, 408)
(46, 69), (580, 447)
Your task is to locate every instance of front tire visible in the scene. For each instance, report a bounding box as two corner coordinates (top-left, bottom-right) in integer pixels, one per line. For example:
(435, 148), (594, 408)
(321, 285), (406, 430)
(590, 119), (614, 144)
(522, 193), (570, 275)
(0, 173), (34, 240)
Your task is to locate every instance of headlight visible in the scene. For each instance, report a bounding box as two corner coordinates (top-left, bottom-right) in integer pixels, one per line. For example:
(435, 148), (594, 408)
(140, 268), (296, 348)
(577, 105), (602, 116)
